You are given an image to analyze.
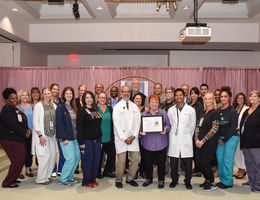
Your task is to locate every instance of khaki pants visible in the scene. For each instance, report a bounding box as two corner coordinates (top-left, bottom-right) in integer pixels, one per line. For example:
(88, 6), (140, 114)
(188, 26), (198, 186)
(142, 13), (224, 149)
(115, 151), (139, 182)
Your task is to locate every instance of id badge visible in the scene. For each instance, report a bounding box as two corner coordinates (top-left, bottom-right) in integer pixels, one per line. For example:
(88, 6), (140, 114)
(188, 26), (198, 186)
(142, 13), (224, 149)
(49, 121), (54, 130)
(199, 117), (204, 127)
(17, 114), (23, 122)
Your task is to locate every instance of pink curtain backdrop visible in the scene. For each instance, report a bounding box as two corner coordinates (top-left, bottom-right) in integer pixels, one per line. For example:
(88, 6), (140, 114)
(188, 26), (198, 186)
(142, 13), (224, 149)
(0, 66), (259, 108)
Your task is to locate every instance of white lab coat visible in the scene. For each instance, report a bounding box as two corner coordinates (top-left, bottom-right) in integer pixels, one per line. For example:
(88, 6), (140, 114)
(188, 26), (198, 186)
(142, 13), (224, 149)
(32, 102), (57, 156)
(167, 103), (196, 158)
(113, 99), (141, 154)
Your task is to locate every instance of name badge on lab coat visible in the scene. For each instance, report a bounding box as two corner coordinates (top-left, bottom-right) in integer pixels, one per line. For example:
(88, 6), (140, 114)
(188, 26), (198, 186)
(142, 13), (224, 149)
(49, 121), (54, 130)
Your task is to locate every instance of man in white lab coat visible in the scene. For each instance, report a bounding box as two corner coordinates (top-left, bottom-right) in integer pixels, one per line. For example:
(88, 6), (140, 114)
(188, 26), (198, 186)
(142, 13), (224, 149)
(167, 88), (196, 190)
(113, 85), (141, 189)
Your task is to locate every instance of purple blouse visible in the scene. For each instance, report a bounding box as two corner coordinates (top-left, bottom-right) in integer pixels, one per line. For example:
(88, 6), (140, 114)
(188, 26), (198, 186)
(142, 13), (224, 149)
(141, 108), (171, 151)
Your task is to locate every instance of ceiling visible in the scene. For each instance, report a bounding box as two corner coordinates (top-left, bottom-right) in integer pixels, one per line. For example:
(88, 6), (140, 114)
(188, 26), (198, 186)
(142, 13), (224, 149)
(0, 0), (260, 54)
(1, 0), (260, 23)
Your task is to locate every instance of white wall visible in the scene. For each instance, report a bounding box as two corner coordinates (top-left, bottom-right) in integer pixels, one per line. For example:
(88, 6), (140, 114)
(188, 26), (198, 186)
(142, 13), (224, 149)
(48, 51), (260, 67)
(30, 23), (259, 43)
(0, 42), (47, 66)
(48, 54), (168, 66)
(169, 51), (260, 67)
(0, 43), (20, 66)
(20, 43), (47, 66)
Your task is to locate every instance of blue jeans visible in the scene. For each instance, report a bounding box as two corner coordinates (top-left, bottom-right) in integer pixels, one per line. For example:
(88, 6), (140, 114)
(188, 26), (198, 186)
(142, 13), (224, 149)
(81, 138), (101, 186)
(59, 140), (80, 183)
(53, 141), (65, 173)
(217, 136), (239, 186)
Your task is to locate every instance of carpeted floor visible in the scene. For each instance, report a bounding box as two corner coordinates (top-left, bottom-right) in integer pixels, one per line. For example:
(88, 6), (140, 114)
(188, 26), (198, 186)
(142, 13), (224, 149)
(0, 148), (259, 200)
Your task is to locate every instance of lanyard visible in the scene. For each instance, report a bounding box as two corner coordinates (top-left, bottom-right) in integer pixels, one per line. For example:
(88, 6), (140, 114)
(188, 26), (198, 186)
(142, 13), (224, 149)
(176, 106), (180, 128)
(176, 106), (180, 135)
(47, 105), (54, 122)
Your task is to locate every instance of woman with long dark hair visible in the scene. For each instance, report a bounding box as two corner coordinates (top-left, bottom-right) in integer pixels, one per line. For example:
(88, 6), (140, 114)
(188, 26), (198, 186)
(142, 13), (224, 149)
(216, 86), (239, 189)
(189, 87), (204, 177)
(77, 91), (102, 188)
(56, 87), (80, 186)
(232, 92), (248, 179)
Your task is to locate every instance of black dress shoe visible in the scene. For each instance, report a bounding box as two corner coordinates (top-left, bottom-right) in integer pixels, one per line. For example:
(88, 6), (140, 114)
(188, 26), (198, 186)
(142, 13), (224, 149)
(115, 182), (123, 189)
(16, 180), (21, 184)
(142, 179), (153, 187)
(169, 182), (177, 188)
(103, 172), (116, 178)
(158, 181), (164, 189)
(97, 173), (104, 179)
(185, 183), (192, 190)
(126, 180), (138, 187)
(3, 184), (19, 188)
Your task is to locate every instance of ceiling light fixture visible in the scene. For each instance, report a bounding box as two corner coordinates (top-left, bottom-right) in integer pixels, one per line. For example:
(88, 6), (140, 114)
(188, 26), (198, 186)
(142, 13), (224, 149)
(96, 6), (103, 10)
(166, 2), (170, 11)
(11, 8), (18, 12)
(156, 2), (161, 12)
(173, 2), (177, 10)
(183, 5), (189, 10)
(73, 0), (80, 21)
(104, 0), (182, 12)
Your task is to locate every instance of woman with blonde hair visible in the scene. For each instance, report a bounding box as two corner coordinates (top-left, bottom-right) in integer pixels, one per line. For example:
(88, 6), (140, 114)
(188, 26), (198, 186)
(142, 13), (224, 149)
(17, 89), (34, 178)
(32, 87), (57, 185)
(195, 92), (220, 191)
(240, 90), (260, 192)
(75, 84), (87, 109)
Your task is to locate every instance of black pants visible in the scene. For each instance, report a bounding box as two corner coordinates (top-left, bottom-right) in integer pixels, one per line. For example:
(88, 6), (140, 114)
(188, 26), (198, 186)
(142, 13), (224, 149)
(25, 136), (33, 168)
(170, 156), (192, 184)
(143, 147), (167, 181)
(98, 141), (116, 175)
(193, 140), (201, 172)
(198, 141), (218, 183)
(138, 141), (145, 175)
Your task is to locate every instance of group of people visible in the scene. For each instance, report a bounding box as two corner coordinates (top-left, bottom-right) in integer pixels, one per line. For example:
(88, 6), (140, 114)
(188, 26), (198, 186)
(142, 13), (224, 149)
(0, 79), (259, 194)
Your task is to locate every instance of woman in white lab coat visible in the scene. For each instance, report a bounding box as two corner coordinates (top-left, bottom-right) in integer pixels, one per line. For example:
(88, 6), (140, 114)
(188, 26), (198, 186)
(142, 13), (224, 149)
(32, 87), (57, 185)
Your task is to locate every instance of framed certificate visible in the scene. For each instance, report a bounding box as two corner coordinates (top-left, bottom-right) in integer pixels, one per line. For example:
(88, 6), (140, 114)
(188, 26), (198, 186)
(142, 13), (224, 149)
(141, 115), (163, 133)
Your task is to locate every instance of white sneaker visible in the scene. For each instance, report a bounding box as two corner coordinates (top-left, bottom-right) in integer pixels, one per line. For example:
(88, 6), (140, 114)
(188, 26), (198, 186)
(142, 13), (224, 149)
(51, 172), (57, 177)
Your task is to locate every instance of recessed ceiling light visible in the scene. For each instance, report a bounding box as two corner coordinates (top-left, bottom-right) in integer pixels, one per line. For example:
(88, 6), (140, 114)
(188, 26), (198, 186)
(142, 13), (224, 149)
(183, 5), (190, 10)
(96, 6), (103, 10)
(11, 8), (18, 12)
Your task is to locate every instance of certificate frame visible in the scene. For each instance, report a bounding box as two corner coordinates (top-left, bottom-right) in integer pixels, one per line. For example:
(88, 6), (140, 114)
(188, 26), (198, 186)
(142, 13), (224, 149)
(141, 115), (163, 133)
